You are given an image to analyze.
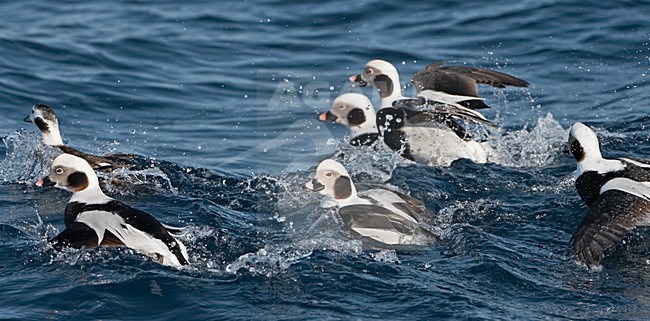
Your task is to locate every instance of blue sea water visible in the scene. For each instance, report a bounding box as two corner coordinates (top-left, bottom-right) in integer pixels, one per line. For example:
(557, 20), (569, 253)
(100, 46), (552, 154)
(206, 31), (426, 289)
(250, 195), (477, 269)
(0, 0), (649, 319)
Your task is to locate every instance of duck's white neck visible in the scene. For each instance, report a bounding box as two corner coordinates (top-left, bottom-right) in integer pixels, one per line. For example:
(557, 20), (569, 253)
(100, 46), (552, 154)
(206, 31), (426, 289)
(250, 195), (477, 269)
(42, 126), (64, 147)
(70, 184), (112, 204)
(576, 156), (625, 177)
(337, 194), (371, 207)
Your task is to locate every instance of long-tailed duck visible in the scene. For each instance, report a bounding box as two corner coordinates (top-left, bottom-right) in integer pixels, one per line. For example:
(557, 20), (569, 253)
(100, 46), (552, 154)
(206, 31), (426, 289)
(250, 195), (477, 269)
(24, 104), (134, 171)
(349, 59), (529, 109)
(567, 122), (650, 268)
(37, 153), (189, 267)
(303, 159), (433, 245)
(320, 93), (492, 166)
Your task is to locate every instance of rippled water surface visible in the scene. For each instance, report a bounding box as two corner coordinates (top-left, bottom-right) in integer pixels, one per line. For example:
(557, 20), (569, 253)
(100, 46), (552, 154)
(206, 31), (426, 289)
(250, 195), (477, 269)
(1, 1), (649, 320)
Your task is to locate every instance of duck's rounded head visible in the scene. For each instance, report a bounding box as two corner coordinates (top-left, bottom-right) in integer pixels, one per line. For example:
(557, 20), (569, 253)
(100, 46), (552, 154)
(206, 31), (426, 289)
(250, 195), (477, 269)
(319, 93), (375, 128)
(349, 60), (400, 99)
(567, 122), (601, 162)
(24, 104), (63, 146)
(38, 153), (100, 193)
(304, 159), (355, 200)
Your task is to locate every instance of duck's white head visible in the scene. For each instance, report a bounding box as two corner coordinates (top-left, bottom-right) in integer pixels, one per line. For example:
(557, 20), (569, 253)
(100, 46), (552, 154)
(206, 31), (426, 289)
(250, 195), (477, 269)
(567, 122), (602, 163)
(318, 93), (377, 137)
(349, 60), (403, 105)
(37, 153), (110, 203)
(24, 104), (63, 147)
(304, 159), (358, 202)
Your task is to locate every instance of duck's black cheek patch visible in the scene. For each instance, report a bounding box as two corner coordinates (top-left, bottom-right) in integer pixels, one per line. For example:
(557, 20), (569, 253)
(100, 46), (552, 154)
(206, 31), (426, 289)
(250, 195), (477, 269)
(334, 176), (353, 199)
(374, 74), (394, 98)
(68, 171), (89, 192)
(570, 140), (585, 162)
(347, 108), (366, 127)
(34, 117), (50, 133)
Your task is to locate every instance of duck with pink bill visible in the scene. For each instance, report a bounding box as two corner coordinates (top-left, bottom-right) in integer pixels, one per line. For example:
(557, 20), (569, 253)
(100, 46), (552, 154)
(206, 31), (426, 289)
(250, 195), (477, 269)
(36, 153), (190, 267)
(304, 159), (434, 246)
(319, 93), (493, 166)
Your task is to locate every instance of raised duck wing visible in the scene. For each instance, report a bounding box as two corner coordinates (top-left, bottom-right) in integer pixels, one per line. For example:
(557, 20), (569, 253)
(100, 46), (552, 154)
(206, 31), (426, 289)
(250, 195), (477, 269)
(571, 182), (650, 268)
(413, 61), (529, 93)
(393, 97), (496, 128)
(412, 61), (529, 109)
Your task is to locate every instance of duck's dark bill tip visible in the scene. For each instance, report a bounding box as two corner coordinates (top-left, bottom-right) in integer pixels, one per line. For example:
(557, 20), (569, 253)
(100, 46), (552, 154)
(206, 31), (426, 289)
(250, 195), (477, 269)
(23, 115), (32, 123)
(349, 74), (368, 87)
(318, 111), (337, 122)
(303, 179), (325, 192)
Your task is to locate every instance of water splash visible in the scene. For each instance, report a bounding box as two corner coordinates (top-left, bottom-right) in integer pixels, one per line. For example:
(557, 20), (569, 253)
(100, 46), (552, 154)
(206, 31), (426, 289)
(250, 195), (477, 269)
(100, 165), (179, 195)
(369, 249), (400, 264)
(0, 129), (60, 184)
(324, 113), (567, 171)
(488, 113), (568, 168)
(0, 129), (183, 196)
(333, 139), (410, 183)
(225, 238), (363, 276)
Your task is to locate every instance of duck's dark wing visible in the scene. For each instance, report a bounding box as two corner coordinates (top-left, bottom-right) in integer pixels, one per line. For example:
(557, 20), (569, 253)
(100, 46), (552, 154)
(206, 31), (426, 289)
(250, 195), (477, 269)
(357, 186), (426, 221)
(65, 200), (189, 265)
(106, 201), (189, 265)
(339, 204), (430, 245)
(393, 97), (496, 128)
(49, 222), (101, 249)
(571, 189), (650, 268)
(355, 184), (421, 206)
(58, 146), (133, 171)
(390, 191), (425, 220)
(412, 62), (529, 109)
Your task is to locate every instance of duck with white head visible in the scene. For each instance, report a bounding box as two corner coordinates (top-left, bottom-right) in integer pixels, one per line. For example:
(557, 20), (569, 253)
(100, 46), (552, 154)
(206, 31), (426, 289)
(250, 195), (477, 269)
(24, 104), (134, 171)
(304, 159), (434, 246)
(566, 122), (650, 268)
(345, 60), (508, 166)
(319, 91), (493, 166)
(349, 59), (529, 109)
(38, 153), (190, 267)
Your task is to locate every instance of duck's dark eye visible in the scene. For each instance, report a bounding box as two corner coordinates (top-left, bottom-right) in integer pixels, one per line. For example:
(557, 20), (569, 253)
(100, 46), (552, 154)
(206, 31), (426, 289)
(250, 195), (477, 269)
(325, 172), (333, 178)
(338, 105), (345, 110)
(55, 168), (64, 175)
(365, 68), (373, 75)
